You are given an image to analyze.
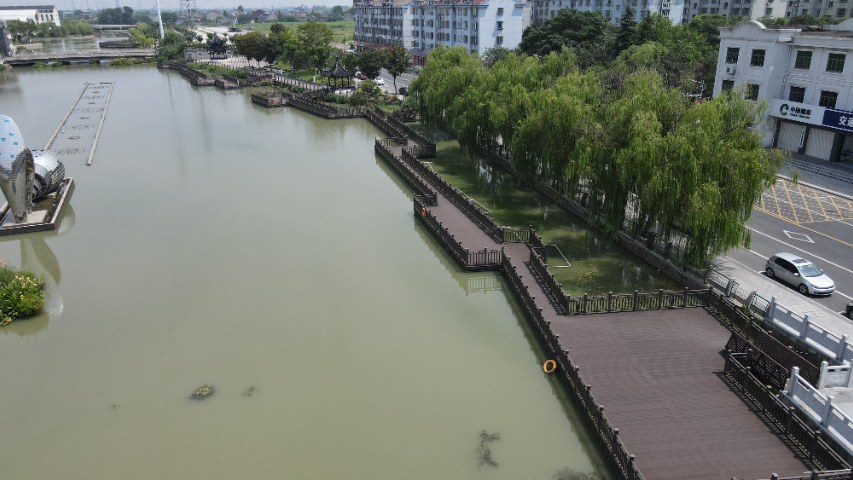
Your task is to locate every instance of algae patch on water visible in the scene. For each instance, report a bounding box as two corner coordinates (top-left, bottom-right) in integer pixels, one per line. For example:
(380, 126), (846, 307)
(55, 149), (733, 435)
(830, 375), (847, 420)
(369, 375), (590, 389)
(190, 385), (215, 400)
(242, 386), (258, 397)
(477, 430), (500, 467)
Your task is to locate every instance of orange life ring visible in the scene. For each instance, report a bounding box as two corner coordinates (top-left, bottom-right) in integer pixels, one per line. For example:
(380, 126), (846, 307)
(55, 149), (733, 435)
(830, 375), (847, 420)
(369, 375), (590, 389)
(421, 207), (426, 217)
(543, 360), (557, 374)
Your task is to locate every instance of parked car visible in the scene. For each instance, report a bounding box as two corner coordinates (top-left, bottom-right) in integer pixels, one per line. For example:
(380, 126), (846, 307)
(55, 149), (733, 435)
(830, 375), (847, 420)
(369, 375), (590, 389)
(765, 252), (835, 295)
(355, 71), (367, 80)
(374, 77), (385, 86)
(847, 300), (853, 318)
(399, 86), (408, 96)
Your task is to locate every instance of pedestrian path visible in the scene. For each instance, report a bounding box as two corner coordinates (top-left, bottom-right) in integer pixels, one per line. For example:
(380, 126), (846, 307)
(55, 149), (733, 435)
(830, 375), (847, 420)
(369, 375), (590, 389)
(784, 154), (853, 199)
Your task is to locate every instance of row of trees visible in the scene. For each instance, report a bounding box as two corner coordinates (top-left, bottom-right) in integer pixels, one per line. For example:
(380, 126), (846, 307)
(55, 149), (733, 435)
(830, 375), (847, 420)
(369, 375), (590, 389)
(7, 19), (93, 39)
(232, 22), (335, 69)
(411, 45), (787, 265)
(340, 46), (411, 93)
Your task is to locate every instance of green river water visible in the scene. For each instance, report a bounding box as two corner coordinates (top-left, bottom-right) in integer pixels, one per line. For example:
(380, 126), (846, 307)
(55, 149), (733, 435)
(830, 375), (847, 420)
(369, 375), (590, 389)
(0, 65), (610, 479)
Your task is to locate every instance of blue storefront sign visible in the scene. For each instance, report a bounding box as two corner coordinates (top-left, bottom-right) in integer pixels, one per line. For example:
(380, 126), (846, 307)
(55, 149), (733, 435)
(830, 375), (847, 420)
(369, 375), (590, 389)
(822, 108), (853, 133)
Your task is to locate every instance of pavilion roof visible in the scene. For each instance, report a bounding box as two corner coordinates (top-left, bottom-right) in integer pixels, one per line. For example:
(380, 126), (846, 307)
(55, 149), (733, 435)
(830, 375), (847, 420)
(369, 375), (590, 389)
(319, 57), (355, 78)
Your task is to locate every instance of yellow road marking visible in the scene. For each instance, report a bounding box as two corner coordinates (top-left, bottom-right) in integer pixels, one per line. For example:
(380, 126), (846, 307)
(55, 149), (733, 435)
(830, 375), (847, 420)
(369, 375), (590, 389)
(772, 182), (783, 217)
(807, 185), (830, 220)
(795, 182), (814, 223)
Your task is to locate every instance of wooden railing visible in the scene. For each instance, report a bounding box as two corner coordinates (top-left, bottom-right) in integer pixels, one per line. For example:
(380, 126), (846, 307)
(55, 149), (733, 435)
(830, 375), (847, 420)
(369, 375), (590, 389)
(413, 197), (500, 270)
(157, 62), (215, 86)
(374, 139), (437, 205)
(400, 149), (505, 242)
(725, 332), (793, 391)
(528, 246), (709, 315)
(501, 251), (644, 480)
(724, 352), (852, 471)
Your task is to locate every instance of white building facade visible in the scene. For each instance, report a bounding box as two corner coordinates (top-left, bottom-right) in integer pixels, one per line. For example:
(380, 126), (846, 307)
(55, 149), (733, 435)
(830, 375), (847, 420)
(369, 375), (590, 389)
(714, 19), (853, 162)
(353, 0), (531, 65)
(786, 0), (852, 21)
(530, 0), (685, 26)
(681, 0), (786, 23)
(0, 6), (61, 26)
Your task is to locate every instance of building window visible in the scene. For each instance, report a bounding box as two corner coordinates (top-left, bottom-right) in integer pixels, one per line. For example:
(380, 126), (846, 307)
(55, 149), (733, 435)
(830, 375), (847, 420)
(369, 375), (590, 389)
(725, 47), (739, 64)
(497, 7), (504, 14)
(746, 83), (759, 100)
(820, 90), (839, 108)
(788, 86), (806, 103)
(829, 1), (834, 5)
(795, 50), (812, 69)
(721, 80), (735, 91)
(496, 35), (503, 45)
(750, 49), (765, 67)
(838, 8), (847, 15)
(827, 53), (846, 72)
(497, 21), (503, 29)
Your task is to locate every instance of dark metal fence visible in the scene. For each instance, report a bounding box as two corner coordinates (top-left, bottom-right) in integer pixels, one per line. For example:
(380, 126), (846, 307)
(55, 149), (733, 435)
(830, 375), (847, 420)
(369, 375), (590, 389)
(725, 332), (793, 391)
(501, 251), (644, 480)
(374, 139), (437, 205)
(724, 352), (852, 471)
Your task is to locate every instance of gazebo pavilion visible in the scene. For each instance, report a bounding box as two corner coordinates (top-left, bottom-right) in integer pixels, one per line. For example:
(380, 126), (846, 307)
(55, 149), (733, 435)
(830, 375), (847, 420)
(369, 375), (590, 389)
(320, 57), (356, 89)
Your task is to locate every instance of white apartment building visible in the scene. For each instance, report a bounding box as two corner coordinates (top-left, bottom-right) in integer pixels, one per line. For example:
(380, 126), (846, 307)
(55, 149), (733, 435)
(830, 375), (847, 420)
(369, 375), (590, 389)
(786, 0), (852, 21)
(530, 0), (685, 26)
(0, 6), (61, 26)
(714, 19), (853, 162)
(353, 0), (531, 65)
(681, 0), (788, 22)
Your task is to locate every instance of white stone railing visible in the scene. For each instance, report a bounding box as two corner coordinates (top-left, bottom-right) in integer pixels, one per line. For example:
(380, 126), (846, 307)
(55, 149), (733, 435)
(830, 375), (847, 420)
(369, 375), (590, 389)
(818, 361), (853, 389)
(765, 296), (853, 363)
(786, 367), (853, 455)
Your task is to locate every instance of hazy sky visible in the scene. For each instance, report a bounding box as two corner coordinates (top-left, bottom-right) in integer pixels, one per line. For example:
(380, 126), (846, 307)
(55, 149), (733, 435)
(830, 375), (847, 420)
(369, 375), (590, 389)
(45, 0), (350, 12)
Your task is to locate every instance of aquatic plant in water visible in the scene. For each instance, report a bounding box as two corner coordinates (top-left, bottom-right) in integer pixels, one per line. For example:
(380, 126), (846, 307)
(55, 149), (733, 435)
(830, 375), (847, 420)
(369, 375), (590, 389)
(0, 259), (45, 326)
(477, 430), (500, 467)
(554, 467), (601, 480)
(190, 385), (215, 400)
(242, 386), (258, 397)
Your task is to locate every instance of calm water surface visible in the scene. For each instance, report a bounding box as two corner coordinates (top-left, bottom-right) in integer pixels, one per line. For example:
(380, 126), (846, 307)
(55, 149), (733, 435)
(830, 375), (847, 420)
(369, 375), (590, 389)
(0, 66), (609, 479)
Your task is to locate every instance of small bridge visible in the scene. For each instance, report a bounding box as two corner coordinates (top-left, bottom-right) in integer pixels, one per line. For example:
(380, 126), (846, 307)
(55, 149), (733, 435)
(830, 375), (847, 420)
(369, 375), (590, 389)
(6, 49), (155, 66)
(91, 24), (137, 30)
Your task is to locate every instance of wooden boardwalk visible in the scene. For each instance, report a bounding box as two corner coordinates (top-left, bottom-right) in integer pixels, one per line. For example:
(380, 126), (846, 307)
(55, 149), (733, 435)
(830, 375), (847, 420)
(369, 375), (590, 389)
(551, 309), (810, 480)
(379, 143), (813, 479)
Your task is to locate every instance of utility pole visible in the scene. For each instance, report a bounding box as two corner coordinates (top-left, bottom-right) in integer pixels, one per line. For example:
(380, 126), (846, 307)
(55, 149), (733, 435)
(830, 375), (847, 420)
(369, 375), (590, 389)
(154, 0), (164, 39)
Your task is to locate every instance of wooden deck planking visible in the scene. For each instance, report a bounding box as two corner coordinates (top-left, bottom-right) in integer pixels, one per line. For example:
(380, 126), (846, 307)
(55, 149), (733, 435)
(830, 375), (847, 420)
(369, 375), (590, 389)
(550, 309), (810, 480)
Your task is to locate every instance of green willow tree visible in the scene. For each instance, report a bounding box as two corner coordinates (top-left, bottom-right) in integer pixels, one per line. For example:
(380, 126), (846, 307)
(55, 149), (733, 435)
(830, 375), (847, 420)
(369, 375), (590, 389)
(411, 47), (788, 266)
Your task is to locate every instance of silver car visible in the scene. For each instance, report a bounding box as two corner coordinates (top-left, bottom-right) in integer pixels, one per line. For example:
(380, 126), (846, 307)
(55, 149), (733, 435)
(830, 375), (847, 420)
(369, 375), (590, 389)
(765, 252), (835, 295)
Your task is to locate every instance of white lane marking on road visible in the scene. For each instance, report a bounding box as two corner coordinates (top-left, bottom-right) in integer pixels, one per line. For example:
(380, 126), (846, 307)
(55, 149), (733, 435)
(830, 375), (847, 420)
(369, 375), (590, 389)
(840, 221), (853, 228)
(748, 226), (853, 275)
(783, 230), (814, 243)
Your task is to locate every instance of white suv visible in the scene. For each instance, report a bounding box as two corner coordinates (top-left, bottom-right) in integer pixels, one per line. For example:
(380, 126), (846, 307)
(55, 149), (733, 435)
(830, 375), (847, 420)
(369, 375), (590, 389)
(765, 252), (835, 296)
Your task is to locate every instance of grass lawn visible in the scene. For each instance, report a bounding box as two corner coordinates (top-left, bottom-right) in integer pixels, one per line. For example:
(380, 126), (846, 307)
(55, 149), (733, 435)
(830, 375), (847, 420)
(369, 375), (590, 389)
(236, 21), (355, 43)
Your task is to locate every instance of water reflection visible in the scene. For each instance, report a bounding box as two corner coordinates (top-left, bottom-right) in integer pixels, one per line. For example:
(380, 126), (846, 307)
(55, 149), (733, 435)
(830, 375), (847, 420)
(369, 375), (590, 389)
(0, 204), (73, 336)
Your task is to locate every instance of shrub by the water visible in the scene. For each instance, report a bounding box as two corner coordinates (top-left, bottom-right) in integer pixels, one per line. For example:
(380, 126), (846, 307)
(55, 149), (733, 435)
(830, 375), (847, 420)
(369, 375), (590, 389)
(0, 260), (45, 326)
(188, 62), (249, 79)
(33, 62), (64, 69)
(109, 58), (153, 67)
(252, 79), (275, 87)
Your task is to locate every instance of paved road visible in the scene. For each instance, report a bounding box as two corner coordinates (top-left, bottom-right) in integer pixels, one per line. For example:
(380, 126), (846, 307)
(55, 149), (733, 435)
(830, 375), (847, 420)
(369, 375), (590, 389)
(375, 68), (417, 94)
(724, 178), (853, 314)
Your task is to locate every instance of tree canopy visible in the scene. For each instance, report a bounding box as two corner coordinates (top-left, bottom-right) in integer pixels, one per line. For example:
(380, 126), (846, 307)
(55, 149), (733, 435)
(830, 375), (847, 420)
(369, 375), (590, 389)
(96, 6), (134, 24)
(411, 46), (787, 265)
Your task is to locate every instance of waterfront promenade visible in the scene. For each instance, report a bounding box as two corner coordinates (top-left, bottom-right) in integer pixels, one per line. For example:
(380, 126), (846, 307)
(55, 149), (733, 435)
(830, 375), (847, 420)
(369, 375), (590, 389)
(231, 83), (835, 478)
(374, 127), (815, 480)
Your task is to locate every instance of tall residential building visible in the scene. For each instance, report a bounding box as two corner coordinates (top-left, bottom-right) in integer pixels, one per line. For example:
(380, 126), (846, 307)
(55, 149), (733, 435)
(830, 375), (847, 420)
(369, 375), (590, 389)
(530, 0), (685, 26)
(682, 0), (786, 22)
(713, 19), (853, 162)
(785, 0), (852, 20)
(0, 6), (61, 26)
(353, 0), (532, 65)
